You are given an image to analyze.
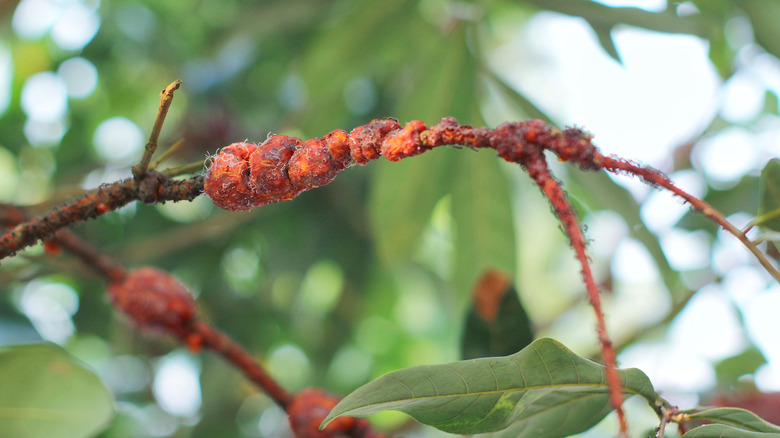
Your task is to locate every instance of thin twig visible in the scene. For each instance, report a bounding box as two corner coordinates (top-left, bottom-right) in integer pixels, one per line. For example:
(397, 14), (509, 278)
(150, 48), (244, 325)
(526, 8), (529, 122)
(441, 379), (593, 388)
(192, 321), (293, 408)
(0, 175), (204, 261)
(1, 204), (126, 281)
(150, 138), (187, 170)
(51, 230), (127, 282)
(132, 80), (182, 181)
(162, 161), (207, 178)
(594, 155), (780, 283)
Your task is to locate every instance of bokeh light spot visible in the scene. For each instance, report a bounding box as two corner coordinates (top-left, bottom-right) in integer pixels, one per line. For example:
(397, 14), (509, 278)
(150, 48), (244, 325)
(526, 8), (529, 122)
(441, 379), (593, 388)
(21, 72), (68, 122)
(156, 195), (213, 223)
(12, 0), (59, 40)
(93, 116), (144, 164)
(611, 238), (658, 282)
(221, 246), (261, 296)
(327, 345), (372, 389)
(153, 352), (202, 418)
(50, 3), (100, 51)
(16, 279), (79, 345)
(343, 77), (377, 115)
(24, 118), (68, 147)
(58, 57), (98, 99)
(268, 344), (310, 390)
(298, 260), (344, 315)
(694, 127), (760, 188)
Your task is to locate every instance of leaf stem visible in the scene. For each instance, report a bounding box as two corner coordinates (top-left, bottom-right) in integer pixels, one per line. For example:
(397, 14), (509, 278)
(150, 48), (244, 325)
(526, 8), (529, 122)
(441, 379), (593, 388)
(743, 207), (780, 234)
(163, 160), (207, 178)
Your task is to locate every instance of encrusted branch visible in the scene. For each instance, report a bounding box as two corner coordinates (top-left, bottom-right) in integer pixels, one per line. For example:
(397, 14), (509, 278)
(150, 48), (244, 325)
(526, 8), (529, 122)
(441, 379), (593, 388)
(0, 174), (203, 261)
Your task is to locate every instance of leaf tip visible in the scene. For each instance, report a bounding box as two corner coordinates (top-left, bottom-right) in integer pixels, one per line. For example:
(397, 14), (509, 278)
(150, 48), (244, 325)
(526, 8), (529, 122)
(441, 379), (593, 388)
(318, 413), (336, 430)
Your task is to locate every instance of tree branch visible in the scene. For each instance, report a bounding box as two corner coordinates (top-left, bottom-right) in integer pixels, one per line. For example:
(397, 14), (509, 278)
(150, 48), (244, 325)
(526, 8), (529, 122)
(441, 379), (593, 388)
(0, 175), (203, 261)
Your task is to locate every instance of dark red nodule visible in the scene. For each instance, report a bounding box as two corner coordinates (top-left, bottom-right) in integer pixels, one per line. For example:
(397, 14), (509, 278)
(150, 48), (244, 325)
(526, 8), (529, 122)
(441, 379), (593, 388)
(249, 135), (300, 203)
(107, 267), (197, 336)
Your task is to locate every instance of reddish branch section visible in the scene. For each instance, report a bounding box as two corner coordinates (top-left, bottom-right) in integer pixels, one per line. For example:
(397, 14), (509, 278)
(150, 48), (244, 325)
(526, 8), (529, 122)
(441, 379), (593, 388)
(204, 117), (610, 211)
(204, 117), (631, 434)
(0, 204), (127, 281)
(107, 267), (388, 437)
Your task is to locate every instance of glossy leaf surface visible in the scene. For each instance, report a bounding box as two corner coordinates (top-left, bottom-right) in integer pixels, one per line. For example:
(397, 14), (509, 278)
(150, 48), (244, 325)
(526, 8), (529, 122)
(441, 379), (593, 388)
(686, 408), (780, 434)
(323, 338), (656, 435)
(683, 424), (780, 437)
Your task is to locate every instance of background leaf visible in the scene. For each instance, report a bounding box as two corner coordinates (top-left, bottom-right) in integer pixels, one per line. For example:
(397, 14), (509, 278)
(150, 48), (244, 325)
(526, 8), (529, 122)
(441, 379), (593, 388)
(369, 25), (475, 266)
(585, 20), (621, 64)
(461, 269), (533, 360)
(758, 158), (780, 232)
(451, 149), (517, 300)
(0, 343), (114, 438)
(322, 337), (656, 435)
(740, 0), (780, 62)
(714, 348), (767, 390)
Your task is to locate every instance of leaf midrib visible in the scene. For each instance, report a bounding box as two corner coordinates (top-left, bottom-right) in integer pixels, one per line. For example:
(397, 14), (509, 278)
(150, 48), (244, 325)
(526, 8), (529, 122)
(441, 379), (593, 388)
(351, 381), (646, 408)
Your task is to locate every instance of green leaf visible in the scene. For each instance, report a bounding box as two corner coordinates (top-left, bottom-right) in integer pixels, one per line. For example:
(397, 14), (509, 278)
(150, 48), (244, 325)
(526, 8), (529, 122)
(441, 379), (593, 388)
(0, 343), (114, 438)
(741, 0), (780, 62)
(683, 424), (780, 437)
(368, 150), (455, 265)
(714, 348), (767, 388)
(758, 158), (780, 232)
(298, 0), (432, 133)
(451, 149), (517, 301)
(686, 408), (780, 434)
(461, 271), (533, 360)
(322, 338), (656, 435)
(764, 91), (779, 116)
(585, 20), (621, 64)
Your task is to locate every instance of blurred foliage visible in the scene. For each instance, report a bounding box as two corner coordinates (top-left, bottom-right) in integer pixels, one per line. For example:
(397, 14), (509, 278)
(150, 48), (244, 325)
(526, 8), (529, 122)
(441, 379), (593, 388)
(759, 159), (780, 232)
(1, 0), (780, 437)
(0, 343), (114, 438)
